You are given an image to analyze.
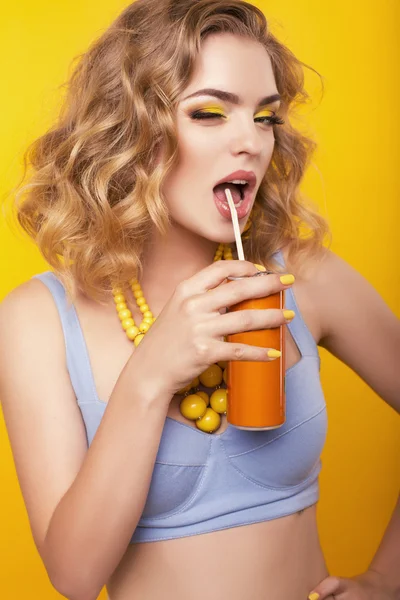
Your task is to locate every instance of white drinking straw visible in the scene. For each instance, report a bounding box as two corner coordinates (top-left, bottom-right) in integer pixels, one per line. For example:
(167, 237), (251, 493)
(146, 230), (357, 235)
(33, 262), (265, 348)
(224, 188), (245, 261)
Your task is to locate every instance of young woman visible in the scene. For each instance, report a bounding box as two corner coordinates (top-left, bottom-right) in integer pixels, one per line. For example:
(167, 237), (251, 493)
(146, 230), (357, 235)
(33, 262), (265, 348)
(1, 1), (398, 599)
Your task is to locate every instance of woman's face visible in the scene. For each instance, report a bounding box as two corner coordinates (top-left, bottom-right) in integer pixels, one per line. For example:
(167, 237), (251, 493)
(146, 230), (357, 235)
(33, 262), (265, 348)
(162, 32), (282, 244)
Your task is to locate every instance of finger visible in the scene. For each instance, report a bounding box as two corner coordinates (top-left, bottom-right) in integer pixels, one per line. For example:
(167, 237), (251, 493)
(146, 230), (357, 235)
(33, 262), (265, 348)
(211, 308), (294, 337)
(213, 340), (281, 363)
(197, 272), (293, 313)
(308, 576), (349, 599)
(176, 259), (261, 297)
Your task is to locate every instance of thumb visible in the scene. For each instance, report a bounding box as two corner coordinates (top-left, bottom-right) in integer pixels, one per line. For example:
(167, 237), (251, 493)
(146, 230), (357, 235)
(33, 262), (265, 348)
(308, 576), (347, 599)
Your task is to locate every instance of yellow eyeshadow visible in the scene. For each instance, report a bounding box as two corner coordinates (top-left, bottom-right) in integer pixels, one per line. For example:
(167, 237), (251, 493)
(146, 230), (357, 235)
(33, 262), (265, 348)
(198, 106), (226, 115)
(255, 109), (274, 118)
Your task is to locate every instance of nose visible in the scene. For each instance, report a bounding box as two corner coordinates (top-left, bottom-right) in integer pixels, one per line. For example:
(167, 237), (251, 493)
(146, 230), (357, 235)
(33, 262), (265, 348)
(229, 115), (265, 157)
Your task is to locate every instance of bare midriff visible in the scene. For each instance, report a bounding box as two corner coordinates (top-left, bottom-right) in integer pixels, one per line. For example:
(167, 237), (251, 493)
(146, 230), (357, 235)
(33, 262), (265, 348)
(106, 504), (329, 600)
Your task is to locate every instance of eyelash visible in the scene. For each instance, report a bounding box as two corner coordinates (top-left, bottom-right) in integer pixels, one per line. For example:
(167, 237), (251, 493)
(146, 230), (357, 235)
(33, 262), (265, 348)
(190, 111), (285, 126)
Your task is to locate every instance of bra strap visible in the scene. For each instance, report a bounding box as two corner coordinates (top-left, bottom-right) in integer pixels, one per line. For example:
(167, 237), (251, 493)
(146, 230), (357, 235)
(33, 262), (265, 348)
(272, 250), (319, 359)
(32, 272), (98, 402)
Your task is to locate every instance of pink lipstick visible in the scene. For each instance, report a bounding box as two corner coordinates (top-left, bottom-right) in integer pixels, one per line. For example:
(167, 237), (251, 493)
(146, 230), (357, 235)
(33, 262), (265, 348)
(212, 170), (256, 220)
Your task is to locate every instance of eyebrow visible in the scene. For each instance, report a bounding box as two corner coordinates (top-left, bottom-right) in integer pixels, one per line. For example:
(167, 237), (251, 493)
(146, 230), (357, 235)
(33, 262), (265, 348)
(181, 88), (281, 107)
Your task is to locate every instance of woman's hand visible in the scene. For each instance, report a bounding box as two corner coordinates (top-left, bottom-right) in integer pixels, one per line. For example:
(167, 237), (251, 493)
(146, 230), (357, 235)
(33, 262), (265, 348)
(308, 569), (398, 599)
(133, 259), (294, 398)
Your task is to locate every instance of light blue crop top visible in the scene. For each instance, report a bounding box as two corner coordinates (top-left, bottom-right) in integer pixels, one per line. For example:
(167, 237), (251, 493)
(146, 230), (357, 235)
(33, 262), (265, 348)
(32, 250), (327, 544)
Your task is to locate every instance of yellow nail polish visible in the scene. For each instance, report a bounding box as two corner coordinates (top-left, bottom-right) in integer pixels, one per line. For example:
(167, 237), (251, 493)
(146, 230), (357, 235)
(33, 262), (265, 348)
(283, 310), (295, 321)
(254, 264), (267, 271)
(280, 274), (295, 285)
(267, 349), (281, 358)
(308, 593), (320, 600)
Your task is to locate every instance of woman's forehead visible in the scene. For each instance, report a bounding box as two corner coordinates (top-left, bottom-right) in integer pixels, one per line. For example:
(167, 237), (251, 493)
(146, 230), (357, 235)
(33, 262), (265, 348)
(181, 34), (276, 103)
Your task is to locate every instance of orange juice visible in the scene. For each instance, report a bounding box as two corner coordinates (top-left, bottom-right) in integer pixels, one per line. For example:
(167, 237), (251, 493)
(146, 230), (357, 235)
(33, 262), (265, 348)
(226, 277), (286, 430)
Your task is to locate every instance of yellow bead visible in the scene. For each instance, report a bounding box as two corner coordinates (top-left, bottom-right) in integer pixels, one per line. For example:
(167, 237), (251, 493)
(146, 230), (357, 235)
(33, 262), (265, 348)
(115, 302), (127, 312)
(139, 322), (151, 333)
(199, 364), (223, 388)
(133, 290), (143, 299)
(210, 388), (227, 414)
(137, 297), (146, 306)
(121, 318), (135, 330)
(139, 304), (149, 313)
(131, 283), (141, 291)
(177, 384), (192, 395)
(126, 326), (140, 340)
(223, 367), (228, 385)
(217, 360), (227, 370)
(196, 408), (221, 433)
(180, 394), (207, 420)
(142, 317), (153, 325)
(118, 309), (132, 320)
(191, 377), (200, 388)
(196, 390), (209, 406)
(133, 334), (145, 346)
(112, 287), (123, 295)
(143, 311), (153, 318)
(114, 294), (125, 304)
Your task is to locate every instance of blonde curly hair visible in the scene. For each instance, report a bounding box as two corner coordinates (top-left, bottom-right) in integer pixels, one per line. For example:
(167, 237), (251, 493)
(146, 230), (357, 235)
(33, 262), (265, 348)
(10, 0), (331, 304)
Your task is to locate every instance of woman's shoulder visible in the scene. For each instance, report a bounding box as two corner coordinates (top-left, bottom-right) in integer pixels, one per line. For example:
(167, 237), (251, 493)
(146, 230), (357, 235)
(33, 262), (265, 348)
(279, 242), (331, 284)
(278, 242), (334, 347)
(1, 274), (55, 308)
(281, 243), (361, 302)
(0, 275), (65, 344)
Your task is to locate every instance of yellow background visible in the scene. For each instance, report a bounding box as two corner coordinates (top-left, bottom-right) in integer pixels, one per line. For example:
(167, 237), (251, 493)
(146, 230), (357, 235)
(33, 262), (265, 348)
(0, 1), (399, 598)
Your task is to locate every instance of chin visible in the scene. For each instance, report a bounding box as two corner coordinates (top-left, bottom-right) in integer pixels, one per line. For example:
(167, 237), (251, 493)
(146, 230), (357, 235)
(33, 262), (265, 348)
(173, 214), (245, 247)
(200, 227), (241, 247)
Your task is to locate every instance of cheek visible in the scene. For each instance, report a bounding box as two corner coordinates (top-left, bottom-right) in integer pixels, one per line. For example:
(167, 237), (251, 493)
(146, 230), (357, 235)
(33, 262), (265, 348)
(264, 138), (275, 163)
(182, 125), (212, 150)
(176, 133), (213, 175)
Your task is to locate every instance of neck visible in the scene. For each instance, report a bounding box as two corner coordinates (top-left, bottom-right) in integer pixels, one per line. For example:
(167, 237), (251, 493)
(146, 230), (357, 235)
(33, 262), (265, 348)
(138, 224), (225, 317)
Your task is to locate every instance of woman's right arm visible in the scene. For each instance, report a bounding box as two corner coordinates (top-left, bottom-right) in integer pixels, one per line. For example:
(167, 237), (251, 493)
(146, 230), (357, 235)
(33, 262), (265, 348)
(44, 351), (172, 600)
(0, 280), (173, 600)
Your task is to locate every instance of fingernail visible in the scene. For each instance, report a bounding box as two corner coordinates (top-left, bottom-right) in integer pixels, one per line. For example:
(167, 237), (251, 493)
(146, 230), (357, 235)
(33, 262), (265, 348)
(267, 349), (281, 358)
(308, 593), (320, 600)
(280, 274), (295, 285)
(283, 310), (295, 321)
(254, 263), (267, 271)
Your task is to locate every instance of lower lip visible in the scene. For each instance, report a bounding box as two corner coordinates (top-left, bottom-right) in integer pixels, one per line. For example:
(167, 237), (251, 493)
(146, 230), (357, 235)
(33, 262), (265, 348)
(213, 190), (253, 220)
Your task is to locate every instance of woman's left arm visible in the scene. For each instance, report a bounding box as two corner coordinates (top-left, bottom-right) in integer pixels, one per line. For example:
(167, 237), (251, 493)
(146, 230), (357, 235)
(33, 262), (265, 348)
(305, 249), (400, 600)
(315, 249), (400, 413)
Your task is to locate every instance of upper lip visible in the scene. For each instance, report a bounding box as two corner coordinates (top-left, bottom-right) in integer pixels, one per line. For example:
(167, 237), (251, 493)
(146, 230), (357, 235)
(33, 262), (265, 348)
(213, 170), (257, 195)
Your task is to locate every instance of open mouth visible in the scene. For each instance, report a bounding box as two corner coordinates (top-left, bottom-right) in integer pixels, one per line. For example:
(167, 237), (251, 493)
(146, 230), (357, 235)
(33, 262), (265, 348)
(213, 180), (249, 206)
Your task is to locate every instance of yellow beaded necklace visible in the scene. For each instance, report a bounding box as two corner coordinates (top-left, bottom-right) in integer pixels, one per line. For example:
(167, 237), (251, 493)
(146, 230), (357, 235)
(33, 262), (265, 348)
(112, 239), (259, 434)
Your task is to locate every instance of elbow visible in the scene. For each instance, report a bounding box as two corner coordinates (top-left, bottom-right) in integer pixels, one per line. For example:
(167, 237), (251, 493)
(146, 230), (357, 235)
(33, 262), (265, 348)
(43, 540), (103, 600)
(49, 569), (102, 600)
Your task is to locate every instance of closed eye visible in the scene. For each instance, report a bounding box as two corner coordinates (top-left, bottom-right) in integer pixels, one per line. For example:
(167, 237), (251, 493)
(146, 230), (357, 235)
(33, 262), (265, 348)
(190, 111), (285, 126)
(255, 115), (285, 126)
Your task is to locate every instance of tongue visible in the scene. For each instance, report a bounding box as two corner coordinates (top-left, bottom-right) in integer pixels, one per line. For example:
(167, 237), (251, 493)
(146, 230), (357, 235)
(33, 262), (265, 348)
(213, 182), (241, 204)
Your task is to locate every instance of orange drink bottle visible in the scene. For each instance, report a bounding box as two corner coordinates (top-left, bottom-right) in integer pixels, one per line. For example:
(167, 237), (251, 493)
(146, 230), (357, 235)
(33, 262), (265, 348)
(226, 273), (286, 430)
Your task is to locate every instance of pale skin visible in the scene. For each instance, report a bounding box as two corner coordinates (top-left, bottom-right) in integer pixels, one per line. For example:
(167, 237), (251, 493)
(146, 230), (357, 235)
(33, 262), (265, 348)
(0, 32), (399, 600)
